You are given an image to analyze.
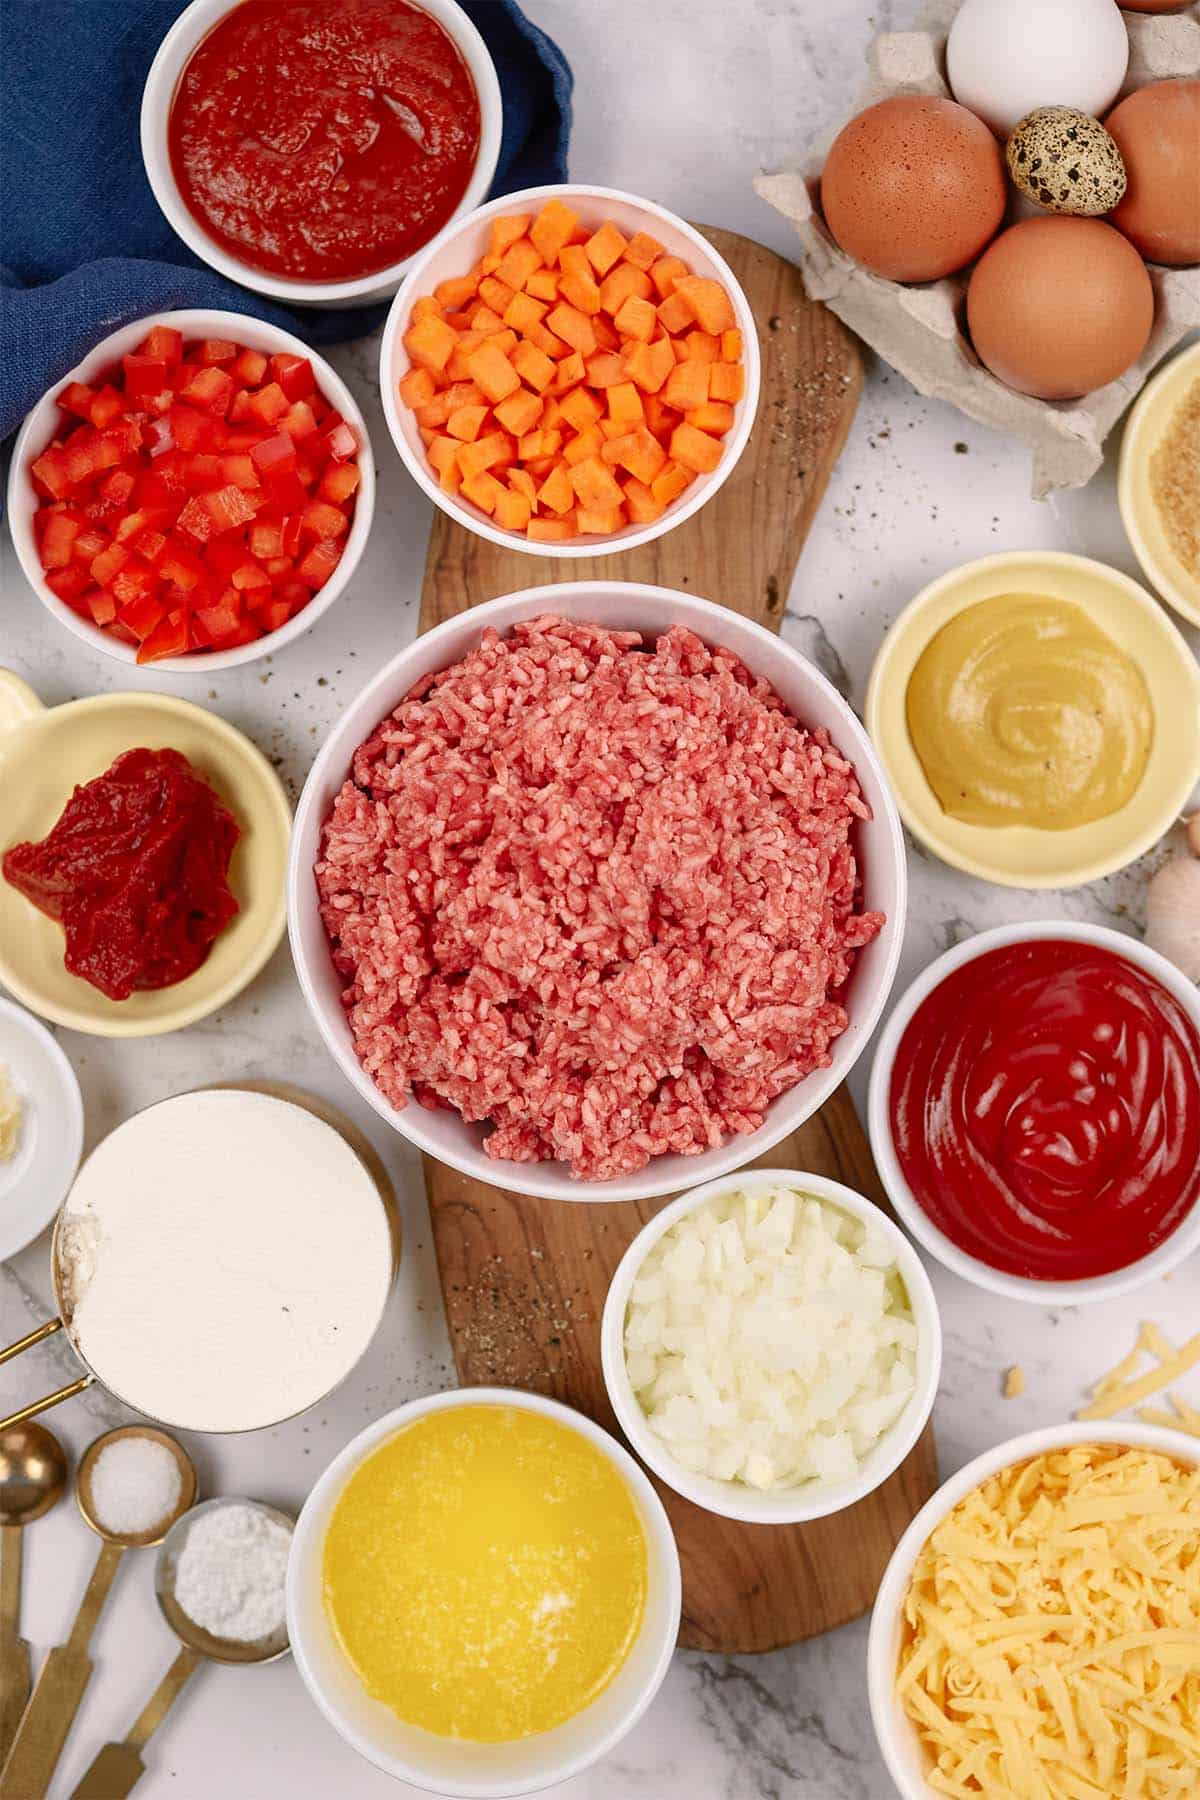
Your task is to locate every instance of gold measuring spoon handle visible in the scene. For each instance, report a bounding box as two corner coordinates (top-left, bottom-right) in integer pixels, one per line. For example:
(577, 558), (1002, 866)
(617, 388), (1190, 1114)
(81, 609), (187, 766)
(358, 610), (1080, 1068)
(68, 1647), (201, 1800)
(0, 1527), (30, 1768)
(0, 1539), (125, 1799)
(0, 1318), (93, 1434)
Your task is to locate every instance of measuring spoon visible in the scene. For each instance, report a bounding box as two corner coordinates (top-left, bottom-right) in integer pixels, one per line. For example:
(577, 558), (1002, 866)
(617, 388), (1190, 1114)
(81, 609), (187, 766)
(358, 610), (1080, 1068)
(69, 1498), (293, 1800)
(0, 1421), (68, 1763)
(0, 1426), (195, 1800)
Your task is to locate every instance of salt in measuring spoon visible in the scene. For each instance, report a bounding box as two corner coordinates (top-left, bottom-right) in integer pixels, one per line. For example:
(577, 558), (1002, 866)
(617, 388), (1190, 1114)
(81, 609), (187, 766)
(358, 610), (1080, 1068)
(68, 1497), (293, 1800)
(0, 1425), (195, 1800)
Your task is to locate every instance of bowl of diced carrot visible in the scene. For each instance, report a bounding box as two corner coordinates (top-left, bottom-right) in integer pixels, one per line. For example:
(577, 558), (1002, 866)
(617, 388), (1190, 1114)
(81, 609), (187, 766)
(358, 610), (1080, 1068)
(380, 186), (760, 555)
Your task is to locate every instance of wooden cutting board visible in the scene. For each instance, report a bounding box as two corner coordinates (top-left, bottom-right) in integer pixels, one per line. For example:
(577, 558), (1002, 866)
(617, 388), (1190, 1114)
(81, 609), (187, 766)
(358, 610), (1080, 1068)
(418, 227), (938, 1654)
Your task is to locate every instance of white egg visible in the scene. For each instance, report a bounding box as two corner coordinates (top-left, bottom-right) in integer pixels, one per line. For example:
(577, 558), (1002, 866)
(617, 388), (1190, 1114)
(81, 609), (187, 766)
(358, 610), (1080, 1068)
(947, 0), (1129, 137)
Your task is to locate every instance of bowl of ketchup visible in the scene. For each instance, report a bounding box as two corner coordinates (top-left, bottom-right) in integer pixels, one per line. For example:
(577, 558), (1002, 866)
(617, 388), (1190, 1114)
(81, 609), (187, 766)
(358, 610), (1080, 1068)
(141, 0), (502, 306)
(868, 921), (1200, 1305)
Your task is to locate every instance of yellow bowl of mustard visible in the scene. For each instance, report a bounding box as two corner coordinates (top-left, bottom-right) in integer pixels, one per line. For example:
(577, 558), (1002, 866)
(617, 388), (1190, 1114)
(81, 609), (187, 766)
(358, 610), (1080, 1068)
(1119, 341), (1200, 631)
(866, 552), (1200, 890)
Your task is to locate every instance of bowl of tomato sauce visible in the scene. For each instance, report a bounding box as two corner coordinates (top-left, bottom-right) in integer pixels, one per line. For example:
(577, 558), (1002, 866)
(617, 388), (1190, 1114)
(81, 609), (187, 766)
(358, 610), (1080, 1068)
(867, 920), (1200, 1305)
(141, 0), (502, 306)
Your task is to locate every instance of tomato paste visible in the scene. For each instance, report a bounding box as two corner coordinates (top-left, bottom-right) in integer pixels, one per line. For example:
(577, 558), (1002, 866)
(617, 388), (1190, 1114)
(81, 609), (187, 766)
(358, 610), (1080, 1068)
(3, 749), (240, 1001)
(889, 938), (1200, 1281)
(167, 0), (482, 283)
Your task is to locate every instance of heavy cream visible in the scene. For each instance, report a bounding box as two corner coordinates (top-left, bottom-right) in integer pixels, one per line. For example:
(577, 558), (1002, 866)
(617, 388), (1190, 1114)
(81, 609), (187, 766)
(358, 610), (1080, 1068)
(57, 1090), (393, 1432)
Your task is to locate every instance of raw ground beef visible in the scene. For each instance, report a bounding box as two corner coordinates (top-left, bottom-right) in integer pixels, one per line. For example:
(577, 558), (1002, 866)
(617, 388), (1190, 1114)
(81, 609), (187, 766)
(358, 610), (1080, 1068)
(316, 616), (884, 1180)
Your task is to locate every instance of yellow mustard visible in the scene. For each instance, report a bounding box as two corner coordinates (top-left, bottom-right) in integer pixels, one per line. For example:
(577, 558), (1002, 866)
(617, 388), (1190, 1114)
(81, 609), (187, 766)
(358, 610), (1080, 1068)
(322, 1405), (647, 1742)
(906, 595), (1153, 830)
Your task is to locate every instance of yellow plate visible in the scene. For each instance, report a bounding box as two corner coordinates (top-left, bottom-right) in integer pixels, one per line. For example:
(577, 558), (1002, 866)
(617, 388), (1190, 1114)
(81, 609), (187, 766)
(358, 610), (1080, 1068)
(865, 552), (1200, 890)
(0, 671), (290, 1036)
(1119, 341), (1200, 631)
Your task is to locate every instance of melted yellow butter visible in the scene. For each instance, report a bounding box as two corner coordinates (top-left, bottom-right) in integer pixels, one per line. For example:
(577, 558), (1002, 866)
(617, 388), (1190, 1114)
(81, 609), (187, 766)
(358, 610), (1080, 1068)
(321, 1405), (647, 1742)
(906, 594), (1153, 830)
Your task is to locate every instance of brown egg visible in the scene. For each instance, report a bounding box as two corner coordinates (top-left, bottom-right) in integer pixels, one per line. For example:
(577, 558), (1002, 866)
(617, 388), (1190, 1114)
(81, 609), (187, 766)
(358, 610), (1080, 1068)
(1106, 80), (1200, 265)
(820, 96), (1007, 282)
(967, 217), (1154, 398)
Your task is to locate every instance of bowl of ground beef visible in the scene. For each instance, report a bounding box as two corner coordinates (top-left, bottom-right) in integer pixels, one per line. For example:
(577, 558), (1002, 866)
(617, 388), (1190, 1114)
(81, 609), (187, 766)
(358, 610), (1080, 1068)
(289, 584), (906, 1201)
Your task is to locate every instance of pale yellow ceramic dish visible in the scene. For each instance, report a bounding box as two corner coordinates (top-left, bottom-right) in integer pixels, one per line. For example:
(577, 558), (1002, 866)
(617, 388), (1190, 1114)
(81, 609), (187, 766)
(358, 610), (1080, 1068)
(0, 671), (290, 1036)
(1119, 341), (1200, 631)
(865, 552), (1200, 890)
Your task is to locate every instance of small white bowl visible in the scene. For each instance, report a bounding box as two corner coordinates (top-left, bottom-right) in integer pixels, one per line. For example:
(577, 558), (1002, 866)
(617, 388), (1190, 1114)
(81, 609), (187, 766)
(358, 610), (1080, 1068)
(8, 309), (375, 674)
(380, 184), (761, 557)
(868, 919), (1200, 1306)
(287, 580), (906, 1203)
(140, 0), (502, 307)
(1119, 340), (1200, 629)
(600, 1168), (942, 1526)
(286, 1387), (682, 1798)
(868, 1421), (1200, 1800)
(0, 997), (83, 1260)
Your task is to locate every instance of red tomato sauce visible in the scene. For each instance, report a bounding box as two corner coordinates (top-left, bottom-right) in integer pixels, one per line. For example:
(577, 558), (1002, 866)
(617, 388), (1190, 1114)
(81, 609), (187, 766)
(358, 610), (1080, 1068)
(889, 939), (1200, 1281)
(167, 0), (482, 283)
(3, 749), (240, 1001)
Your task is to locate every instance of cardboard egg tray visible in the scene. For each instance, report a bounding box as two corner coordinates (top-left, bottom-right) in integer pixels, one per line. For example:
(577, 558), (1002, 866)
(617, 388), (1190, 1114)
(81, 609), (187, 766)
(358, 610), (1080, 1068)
(756, 1), (1200, 496)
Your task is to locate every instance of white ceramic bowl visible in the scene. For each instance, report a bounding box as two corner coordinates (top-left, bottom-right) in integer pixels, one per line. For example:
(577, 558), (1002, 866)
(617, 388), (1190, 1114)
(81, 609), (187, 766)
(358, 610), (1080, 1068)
(140, 0), (502, 306)
(868, 919), (1200, 1305)
(1119, 340), (1200, 629)
(8, 309), (375, 674)
(868, 1421), (1200, 1800)
(380, 185), (761, 557)
(288, 581), (907, 1202)
(600, 1168), (941, 1525)
(287, 1387), (682, 1798)
(0, 997), (84, 1260)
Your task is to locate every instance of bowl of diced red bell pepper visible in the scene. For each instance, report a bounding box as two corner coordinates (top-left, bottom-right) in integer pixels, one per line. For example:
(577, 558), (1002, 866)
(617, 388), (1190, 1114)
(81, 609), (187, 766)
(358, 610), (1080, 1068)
(8, 310), (374, 669)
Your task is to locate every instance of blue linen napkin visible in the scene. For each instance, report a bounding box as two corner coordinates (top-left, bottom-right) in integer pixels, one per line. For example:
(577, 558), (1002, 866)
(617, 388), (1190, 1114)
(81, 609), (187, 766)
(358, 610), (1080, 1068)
(0, 0), (573, 443)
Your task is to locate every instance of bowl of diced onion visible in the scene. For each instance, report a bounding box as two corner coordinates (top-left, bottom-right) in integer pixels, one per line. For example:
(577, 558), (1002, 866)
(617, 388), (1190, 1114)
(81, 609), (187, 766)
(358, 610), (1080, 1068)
(600, 1169), (941, 1525)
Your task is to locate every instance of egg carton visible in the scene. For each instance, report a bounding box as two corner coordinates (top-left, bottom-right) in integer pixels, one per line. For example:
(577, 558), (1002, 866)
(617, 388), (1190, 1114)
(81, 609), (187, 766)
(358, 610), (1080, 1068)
(755, 1), (1200, 496)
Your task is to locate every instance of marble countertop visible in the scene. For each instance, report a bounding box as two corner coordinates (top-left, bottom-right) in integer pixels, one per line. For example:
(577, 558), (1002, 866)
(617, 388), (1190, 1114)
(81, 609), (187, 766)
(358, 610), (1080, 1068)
(3, 3), (1198, 1796)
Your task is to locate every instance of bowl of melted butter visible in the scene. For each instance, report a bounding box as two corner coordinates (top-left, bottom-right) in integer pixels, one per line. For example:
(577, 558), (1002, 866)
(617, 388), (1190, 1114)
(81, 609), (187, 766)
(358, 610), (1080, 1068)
(287, 1388), (681, 1796)
(867, 552), (1200, 889)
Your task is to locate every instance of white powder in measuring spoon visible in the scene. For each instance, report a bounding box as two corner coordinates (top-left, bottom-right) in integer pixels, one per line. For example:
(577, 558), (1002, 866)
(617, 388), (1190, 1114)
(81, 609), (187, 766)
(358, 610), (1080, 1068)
(174, 1503), (291, 1644)
(90, 1435), (182, 1538)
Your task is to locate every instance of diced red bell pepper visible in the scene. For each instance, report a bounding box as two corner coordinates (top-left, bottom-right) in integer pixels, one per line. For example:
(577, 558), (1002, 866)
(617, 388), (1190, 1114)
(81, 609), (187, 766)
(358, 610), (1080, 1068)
(280, 513), (303, 557)
(271, 353), (316, 401)
(115, 506), (172, 544)
(136, 529), (168, 566)
(197, 340), (238, 365)
(123, 354), (172, 397)
(231, 558), (270, 593)
(58, 382), (96, 419)
(91, 542), (131, 586)
(89, 386), (126, 428)
(111, 560), (158, 608)
(300, 500), (348, 542)
(281, 400), (318, 442)
(204, 533), (249, 582)
(168, 404), (219, 453)
(45, 564), (91, 601)
(233, 348), (269, 387)
(144, 416), (175, 458)
(181, 452), (222, 491)
(181, 366), (235, 418)
(250, 431), (296, 475)
(72, 528), (109, 564)
(100, 467), (137, 506)
(264, 467), (307, 513)
(204, 485), (258, 534)
(117, 590), (165, 641)
(176, 496), (217, 543)
(323, 420), (358, 462)
(31, 449), (72, 499)
(88, 588), (118, 627)
(194, 594), (244, 641)
(244, 382), (289, 427)
(254, 599), (292, 633)
(263, 555), (294, 579)
(137, 608), (191, 663)
(103, 418), (143, 457)
(296, 540), (342, 587)
(40, 512), (81, 568)
(250, 520), (284, 560)
(140, 325), (183, 362)
(319, 462), (360, 505)
(160, 538), (206, 588)
(219, 453), (259, 490)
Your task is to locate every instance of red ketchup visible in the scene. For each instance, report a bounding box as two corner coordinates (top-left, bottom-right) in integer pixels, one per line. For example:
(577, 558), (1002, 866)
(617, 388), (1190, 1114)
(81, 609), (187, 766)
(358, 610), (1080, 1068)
(889, 939), (1200, 1280)
(3, 748), (240, 1002)
(167, 0), (482, 283)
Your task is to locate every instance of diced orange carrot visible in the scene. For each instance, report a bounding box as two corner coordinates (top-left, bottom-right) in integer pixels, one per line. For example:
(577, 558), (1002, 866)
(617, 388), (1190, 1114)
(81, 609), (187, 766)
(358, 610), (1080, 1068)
(530, 198), (579, 267)
(585, 352), (626, 389)
(608, 427), (667, 484)
(508, 467), (537, 505)
(577, 505), (624, 534)
(607, 381), (644, 426)
(457, 432), (511, 479)
(709, 361), (745, 404)
(680, 330), (720, 364)
(503, 291), (548, 336)
(511, 341), (555, 393)
(599, 262), (652, 314)
(435, 273), (480, 310)
(495, 237), (544, 293)
(670, 422), (722, 474)
(652, 461), (692, 506)
(613, 294), (657, 343)
(598, 417), (626, 440)
(542, 396), (565, 431)
(527, 515), (576, 542)
(404, 313), (458, 373)
(657, 291), (695, 335)
(622, 335), (676, 394)
(446, 330), (486, 380)
(466, 342), (520, 404)
(461, 469), (506, 514)
(685, 401), (735, 436)
(469, 303), (506, 336)
(644, 395), (680, 440)
(721, 329), (743, 361)
(551, 350), (586, 393)
(525, 455), (556, 481)
(624, 231), (665, 271)
(564, 425), (605, 466)
(519, 428), (563, 461)
(584, 221), (628, 277)
(447, 404), (490, 442)
(559, 266), (603, 316)
(570, 457), (623, 511)
(650, 255), (688, 299)
(478, 274), (516, 315)
(593, 315), (621, 353)
(537, 463), (575, 515)
(622, 476), (665, 523)
(494, 485), (532, 531)
(412, 296), (445, 322)
(525, 268), (560, 303)
(399, 366), (437, 407)
(527, 322), (568, 359)
(673, 275), (735, 335)
(418, 424), (437, 447)
(415, 394), (451, 428)
(545, 303), (597, 358)
(490, 214), (531, 257)
(444, 309), (474, 331)
(445, 379), (487, 410)
(559, 385), (603, 433)
(493, 389), (543, 438)
(427, 435), (459, 475)
(664, 361), (710, 411)
(492, 328), (519, 356)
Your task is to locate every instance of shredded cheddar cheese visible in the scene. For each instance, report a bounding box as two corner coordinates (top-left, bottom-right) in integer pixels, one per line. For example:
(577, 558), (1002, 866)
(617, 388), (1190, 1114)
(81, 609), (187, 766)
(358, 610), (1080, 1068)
(0, 1064), (21, 1163)
(1004, 1366), (1026, 1400)
(1079, 1324), (1200, 1437)
(897, 1444), (1200, 1797)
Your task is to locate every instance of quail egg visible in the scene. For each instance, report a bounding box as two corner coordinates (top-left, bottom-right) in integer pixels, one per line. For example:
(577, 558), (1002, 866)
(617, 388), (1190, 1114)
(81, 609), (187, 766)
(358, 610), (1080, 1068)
(1006, 108), (1127, 215)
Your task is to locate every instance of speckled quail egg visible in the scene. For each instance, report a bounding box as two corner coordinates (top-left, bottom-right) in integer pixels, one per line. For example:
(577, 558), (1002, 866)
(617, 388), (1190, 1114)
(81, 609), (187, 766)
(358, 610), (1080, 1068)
(1006, 108), (1127, 215)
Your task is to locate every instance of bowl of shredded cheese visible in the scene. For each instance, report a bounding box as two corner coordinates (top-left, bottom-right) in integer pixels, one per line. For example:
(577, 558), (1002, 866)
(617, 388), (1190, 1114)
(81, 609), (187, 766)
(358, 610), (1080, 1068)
(867, 1421), (1200, 1799)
